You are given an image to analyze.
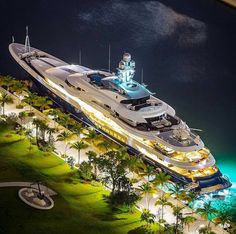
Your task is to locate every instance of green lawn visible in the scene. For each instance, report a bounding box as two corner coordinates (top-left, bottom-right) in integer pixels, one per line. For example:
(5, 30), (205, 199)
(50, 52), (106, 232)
(0, 123), (149, 234)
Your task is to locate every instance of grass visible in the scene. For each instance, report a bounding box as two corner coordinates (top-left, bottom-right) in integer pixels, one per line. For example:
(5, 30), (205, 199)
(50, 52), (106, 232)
(0, 122), (159, 234)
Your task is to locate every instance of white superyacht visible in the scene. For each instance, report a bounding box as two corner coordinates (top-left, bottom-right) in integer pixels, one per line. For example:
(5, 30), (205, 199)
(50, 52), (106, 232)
(9, 35), (231, 193)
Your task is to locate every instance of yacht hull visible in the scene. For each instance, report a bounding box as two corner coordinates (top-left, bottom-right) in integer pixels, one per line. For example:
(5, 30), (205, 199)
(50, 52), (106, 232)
(30, 77), (232, 193)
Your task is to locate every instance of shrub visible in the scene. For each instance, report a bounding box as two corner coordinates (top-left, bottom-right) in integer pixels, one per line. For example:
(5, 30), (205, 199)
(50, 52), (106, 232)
(79, 161), (93, 181)
(15, 104), (24, 109)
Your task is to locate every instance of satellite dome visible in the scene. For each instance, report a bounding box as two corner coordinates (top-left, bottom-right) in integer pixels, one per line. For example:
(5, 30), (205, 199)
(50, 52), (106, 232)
(123, 53), (131, 62)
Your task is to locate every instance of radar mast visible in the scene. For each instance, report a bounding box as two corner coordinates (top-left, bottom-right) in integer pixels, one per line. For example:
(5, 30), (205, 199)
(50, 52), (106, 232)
(24, 26), (31, 53)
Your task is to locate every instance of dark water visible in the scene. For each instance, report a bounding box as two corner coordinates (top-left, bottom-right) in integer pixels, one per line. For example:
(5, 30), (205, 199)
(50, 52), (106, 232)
(0, 0), (236, 220)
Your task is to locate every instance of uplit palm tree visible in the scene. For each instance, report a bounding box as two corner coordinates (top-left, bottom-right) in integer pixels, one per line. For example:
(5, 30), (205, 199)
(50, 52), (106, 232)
(86, 150), (98, 179)
(0, 75), (15, 91)
(172, 205), (184, 233)
(32, 118), (47, 145)
(0, 93), (13, 115)
(25, 128), (34, 153)
(138, 182), (155, 209)
(214, 211), (232, 233)
(144, 165), (155, 181)
(155, 194), (172, 221)
(140, 209), (156, 227)
(47, 108), (62, 128)
(33, 96), (53, 112)
(85, 128), (99, 145)
(70, 140), (88, 164)
(168, 183), (186, 205)
(97, 140), (111, 152)
(185, 191), (199, 214)
(57, 112), (74, 128)
(181, 215), (196, 233)
(22, 92), (38, 113)
(71, 122), (84, 137)
(196, 202), (217, 229)
(116, 146), (130, 160)
(46, 127), (57, 147)
(57, 131), (74, 155)
(32, 118), (43, 144)
(127, 156), (145, 179)
(9, 79), (28, 96)
(152, 171), (171, 193)
(198, 226), (216, 234)
(18, 111), (28, 125)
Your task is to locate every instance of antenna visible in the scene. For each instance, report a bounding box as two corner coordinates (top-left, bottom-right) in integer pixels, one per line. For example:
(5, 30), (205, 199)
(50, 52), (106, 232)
(79, 49), (82, 65)
(141, 68), (144, 83)
(189, 128), (203, 132)
(12, 36), (15, 43)
(108, 43), (111, 73)
(24, 25), (31, 53)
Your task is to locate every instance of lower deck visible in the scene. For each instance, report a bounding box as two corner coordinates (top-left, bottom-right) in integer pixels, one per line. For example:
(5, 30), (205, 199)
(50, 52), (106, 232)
(30, 78), (231, 193)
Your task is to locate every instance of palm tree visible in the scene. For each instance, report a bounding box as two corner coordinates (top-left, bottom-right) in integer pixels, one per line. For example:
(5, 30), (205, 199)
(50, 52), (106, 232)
(127, 156), (146, 180)
(97, 140), (111, 152)
(71, 122), (84, 137)
(152, 172), (171, 195)
(181, 215), (196, 233)
(32, 118), (47, 145)
(67, 156), (75, 169)
(57, 112), (74, 128)
(184, 191), (199, 215)
(9, 79), (28, 96)
(38, 120), (48, 142)
(186, 190), (199, 204)
(46, 108), (62, 128)
(32, 118), (43, 144)
(144, 165), (155, 181)
(86, 150), (98, 179)
(138, 182), (155, 209)
(155, 194), (172, 221)
(57, 131), (74, 155)
(198, 226), (216, 234)
(196, 202), (217, 229)
(18, 111), (28, 125)
(70, 140), (88, 164)
(214, 211), (232, 233)
(22, 92), (38, 113)
(0, 93), (13, 115)
(140, 209), (156, 227)
(168, 183), (185, 205)
(33, 96), (53, 112)
(0, 75), (15, 91)
(85, 128), (99, 145)
(46, 127), (57, 147)
(25, 129), (33, 153)
(172, 205), (184, 233)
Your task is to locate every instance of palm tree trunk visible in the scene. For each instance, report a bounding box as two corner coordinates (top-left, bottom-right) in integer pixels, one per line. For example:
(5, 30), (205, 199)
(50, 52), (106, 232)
(78, 150), (80, 164)
(94, 165), (97, 179)
(36, 127), (39, 146)
(162, 205), (164, 220)
(65, 143), (68, 155)
(208, 220), (211, 229)
(2, 103), (5, 115)
(146, 194), (149, 209)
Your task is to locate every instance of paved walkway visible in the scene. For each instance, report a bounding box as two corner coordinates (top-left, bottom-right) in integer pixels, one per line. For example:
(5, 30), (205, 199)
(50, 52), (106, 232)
(0, 182), (57, 196)
(0, 87), (228, 234)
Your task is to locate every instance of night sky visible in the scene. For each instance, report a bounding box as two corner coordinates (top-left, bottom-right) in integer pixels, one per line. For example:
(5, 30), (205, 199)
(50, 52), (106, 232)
(0, 0), (236, 178)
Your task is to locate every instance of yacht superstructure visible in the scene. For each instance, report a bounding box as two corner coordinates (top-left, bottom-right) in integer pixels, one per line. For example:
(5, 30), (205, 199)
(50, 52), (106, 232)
(9, 40), (231, 193)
